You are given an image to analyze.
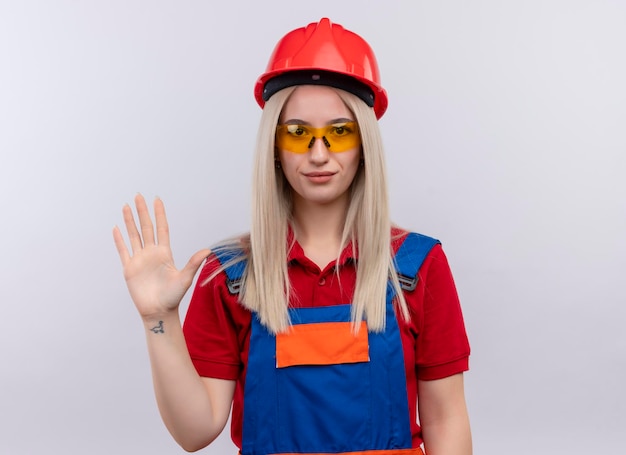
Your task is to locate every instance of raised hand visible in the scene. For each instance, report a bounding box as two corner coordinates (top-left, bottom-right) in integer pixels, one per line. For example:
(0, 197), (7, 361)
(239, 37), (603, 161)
(113, 194), (211, 320)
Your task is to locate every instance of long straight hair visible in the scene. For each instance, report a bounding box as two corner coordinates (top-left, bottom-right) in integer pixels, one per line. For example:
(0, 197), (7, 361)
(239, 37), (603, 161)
(207, 86), (408, 334)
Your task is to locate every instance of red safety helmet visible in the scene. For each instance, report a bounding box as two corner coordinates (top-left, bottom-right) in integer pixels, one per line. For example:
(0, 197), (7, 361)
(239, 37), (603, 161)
(255, 18), (388, 119)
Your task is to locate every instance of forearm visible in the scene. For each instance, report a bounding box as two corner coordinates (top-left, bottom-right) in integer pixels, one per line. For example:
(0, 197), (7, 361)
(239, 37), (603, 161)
(418, 374), (472, 455)
(143, 311), (230, 451)
(421, 411), (472, 455)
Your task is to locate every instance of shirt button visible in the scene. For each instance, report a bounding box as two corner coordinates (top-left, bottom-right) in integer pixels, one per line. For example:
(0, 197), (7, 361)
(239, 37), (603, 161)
(318, 277), (326, 286)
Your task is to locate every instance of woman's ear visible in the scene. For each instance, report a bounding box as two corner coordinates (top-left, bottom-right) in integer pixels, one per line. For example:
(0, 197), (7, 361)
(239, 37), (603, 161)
(275, 151), (282, 169)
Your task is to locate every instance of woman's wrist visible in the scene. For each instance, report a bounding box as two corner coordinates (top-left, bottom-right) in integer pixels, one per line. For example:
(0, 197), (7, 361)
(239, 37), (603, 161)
(141, 308), (180, 332)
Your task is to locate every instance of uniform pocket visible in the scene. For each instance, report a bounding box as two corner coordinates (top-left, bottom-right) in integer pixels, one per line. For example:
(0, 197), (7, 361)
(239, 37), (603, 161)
(276, 321), (369, 367)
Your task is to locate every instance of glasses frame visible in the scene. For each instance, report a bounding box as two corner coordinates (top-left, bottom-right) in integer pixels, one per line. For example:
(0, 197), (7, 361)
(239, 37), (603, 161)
(275, 122), (361, 154)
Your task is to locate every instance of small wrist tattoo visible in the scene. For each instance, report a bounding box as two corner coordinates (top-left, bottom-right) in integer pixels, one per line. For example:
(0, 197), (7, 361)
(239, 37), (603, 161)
(150, 320), (164, 334)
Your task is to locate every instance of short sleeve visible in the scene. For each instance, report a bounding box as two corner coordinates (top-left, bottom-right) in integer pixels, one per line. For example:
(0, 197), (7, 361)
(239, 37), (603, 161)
(413, 244), (470, 380)
(182, 256), (251, 380)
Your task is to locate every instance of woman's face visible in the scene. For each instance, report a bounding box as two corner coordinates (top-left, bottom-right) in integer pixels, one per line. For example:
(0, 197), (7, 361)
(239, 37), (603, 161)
(277, 85), (361, 210)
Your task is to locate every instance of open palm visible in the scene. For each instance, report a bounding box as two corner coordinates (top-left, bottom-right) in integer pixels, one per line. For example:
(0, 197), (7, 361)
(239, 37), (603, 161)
(113, 194), (210, 319)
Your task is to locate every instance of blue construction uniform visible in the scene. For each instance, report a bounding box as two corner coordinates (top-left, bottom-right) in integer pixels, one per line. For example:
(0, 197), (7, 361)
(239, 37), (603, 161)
(214, 233), (438, 455)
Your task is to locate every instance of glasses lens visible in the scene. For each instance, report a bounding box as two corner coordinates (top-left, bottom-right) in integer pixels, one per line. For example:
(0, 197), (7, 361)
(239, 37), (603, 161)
(276, 122), (360, 153)
(324, 122), (360, 152)
(276, 125), (313, 153)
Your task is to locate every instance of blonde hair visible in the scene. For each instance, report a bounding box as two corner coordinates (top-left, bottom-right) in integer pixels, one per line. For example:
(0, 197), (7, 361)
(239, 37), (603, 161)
(208, 86), (408, 334)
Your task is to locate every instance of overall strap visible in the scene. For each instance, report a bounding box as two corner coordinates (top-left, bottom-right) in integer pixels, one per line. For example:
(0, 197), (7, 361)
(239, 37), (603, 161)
(393, 232), (441, 291)
(214, 232), (440, 295)
(211, 246), (247, 295)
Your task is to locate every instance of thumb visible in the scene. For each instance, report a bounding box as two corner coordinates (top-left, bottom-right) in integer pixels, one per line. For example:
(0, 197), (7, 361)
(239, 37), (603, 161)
(180, 248), (212, 285)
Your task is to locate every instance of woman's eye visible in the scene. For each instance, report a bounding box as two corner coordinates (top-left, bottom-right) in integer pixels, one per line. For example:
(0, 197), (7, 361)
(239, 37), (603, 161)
(287, 125), (307, 136)
(331, 124), (350, 136)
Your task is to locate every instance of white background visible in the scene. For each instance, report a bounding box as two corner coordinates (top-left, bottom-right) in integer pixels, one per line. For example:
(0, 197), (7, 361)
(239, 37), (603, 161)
(1, 1), (624, 454)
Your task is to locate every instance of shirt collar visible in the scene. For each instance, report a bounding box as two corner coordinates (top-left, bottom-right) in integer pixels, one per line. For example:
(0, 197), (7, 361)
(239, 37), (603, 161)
(286, 224), (358, 267)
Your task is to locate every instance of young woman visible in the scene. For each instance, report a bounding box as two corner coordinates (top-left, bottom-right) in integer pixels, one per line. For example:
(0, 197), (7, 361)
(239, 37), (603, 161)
(114, 18), (471, 455)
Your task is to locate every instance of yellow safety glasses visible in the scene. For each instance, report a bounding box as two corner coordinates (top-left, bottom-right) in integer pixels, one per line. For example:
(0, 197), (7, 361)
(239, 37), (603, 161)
(275, 122), (361, 154)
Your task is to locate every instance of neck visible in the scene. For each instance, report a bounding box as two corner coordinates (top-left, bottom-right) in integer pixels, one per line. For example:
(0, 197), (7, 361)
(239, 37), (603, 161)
(291, 196), (350, 268)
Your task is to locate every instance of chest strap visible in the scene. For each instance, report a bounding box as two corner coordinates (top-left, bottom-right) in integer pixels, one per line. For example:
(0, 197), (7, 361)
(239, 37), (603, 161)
(393, 232), (440, 291)
(211, 245), (247, 295)
(213, 232), (440, 295)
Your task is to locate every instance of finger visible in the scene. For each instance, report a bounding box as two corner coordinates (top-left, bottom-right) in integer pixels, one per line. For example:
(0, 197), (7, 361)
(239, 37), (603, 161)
(153, 197), (170, 248)
(122, 203), (143, 254)
(180, 248), (212, 287)
(112, 225), (131, 266)
(134, 193), (155, 247)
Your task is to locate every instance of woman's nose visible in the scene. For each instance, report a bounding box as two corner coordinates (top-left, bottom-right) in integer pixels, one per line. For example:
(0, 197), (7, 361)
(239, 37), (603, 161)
(308, 136), (331, 163)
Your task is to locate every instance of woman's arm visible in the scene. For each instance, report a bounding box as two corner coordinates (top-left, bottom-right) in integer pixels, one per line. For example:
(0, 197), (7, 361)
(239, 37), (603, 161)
(142, 310), (235, 451)
(113, 194), (234, 451)
(418, 373), (472, 455)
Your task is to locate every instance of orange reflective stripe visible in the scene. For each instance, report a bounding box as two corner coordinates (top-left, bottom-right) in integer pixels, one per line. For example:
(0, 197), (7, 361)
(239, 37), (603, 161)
(276, 321), (369, 368)
(273, 448), (424, 455)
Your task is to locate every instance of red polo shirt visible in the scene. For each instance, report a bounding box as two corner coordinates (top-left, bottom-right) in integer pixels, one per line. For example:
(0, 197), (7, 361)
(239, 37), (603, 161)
(183, 229), (470, 449)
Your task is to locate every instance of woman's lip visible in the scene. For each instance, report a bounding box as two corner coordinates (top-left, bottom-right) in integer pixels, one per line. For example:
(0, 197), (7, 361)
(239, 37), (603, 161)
(304, 171), (335, 183)
(304, 171), (335, 177)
